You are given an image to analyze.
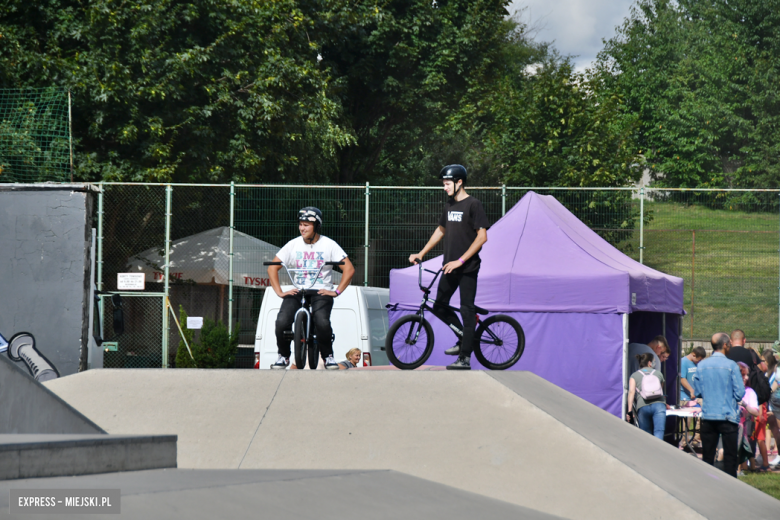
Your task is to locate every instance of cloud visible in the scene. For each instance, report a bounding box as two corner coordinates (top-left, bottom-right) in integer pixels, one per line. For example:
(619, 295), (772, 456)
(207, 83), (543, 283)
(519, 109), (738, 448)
(507, 0), (635, 71)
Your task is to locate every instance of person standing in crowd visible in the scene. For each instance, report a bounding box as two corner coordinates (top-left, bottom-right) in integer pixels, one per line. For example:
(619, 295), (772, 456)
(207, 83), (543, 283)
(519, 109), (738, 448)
(680, 346), (706, 402)
(627, 336), (671, 375)
(727, 329), (757, 369)
(694, 332), (745, 478)
(626, 353), (668, 439)
(764, 350), (780, 466)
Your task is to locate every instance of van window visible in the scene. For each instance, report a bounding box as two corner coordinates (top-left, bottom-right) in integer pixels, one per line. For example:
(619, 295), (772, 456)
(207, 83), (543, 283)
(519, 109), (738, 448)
(368, 309), (388, 350)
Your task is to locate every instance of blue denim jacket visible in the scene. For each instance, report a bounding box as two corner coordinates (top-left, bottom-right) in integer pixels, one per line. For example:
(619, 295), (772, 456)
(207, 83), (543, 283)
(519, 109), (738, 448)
(693, 352), (745, 423)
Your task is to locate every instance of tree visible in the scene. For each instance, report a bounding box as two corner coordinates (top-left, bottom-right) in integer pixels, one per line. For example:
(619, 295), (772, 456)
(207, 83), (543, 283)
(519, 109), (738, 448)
(1, 0), (357, 182)
(596, 0), (780, 188)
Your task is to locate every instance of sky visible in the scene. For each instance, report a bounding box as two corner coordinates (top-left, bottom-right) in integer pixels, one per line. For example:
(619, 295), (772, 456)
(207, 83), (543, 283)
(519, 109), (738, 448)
(507, 0), (637, 72)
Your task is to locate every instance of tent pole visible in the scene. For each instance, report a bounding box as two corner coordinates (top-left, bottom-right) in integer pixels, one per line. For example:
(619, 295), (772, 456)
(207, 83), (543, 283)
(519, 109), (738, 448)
(622, 313), (628, 420)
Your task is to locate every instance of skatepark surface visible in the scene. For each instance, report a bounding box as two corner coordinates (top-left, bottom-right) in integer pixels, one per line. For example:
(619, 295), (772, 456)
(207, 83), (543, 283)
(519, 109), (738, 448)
(0, 468), (563, 520)
(43, 369), (780, 519)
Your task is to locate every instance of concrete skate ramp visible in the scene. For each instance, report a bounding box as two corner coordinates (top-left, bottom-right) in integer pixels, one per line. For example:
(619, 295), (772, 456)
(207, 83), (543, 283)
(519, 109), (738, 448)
(0, 468), (562, 520)
(45, 370), (780, 519)
(0, 354), (103, 434)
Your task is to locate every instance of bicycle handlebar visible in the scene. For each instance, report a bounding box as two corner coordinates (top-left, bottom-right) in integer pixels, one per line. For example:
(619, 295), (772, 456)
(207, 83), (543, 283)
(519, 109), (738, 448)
(413, 259), (443, 292)
(263, 260), (344, 291)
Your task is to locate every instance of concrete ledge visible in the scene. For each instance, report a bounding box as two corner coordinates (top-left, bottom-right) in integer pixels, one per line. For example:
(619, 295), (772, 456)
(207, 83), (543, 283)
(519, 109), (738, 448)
(0, 434), (177, 480)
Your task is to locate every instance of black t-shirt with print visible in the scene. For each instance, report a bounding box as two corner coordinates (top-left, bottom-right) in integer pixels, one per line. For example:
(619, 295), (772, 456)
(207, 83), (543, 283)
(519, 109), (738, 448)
(438, 196), (490, 273)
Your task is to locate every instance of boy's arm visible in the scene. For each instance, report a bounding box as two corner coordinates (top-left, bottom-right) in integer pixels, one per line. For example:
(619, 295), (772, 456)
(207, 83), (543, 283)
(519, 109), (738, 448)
(409, 226), (445, 264)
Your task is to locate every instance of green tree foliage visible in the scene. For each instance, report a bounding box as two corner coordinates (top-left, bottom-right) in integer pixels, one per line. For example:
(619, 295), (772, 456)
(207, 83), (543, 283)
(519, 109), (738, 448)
(596, 0), (780, 188)
(481, 56), (641, 187)
(175, 306), (238, 368)
(1, 0), (356, 182)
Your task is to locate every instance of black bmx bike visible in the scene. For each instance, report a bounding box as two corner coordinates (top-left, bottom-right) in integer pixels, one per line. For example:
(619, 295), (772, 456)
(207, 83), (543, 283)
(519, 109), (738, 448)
(385, 260), (525, 370)
(264, 260), (344, 369)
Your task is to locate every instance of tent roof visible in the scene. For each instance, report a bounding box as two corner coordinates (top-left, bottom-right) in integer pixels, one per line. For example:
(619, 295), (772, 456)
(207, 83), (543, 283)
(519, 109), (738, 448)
(126, 226), (280, 285)
(389, 192), (684, 314)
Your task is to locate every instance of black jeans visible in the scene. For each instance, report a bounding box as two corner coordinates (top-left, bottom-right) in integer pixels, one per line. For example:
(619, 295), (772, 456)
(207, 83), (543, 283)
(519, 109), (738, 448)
(432, 269), (478, 357)
(701, 419), (739, 478)
(275, 293), (334, 359)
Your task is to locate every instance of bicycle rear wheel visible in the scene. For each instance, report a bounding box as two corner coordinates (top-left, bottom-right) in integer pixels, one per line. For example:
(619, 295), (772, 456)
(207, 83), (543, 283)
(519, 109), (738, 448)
(474, 315), (524, 370)
(386, 314), (434, 370)
(293, 313), (307, 369)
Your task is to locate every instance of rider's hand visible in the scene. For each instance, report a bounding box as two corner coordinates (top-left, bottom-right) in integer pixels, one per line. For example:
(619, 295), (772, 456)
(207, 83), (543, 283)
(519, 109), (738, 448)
(442, 260), (462, 274)
(409, 253), (423, 264)
(317, 289), (338, 297)
(278, 288), (298, 298)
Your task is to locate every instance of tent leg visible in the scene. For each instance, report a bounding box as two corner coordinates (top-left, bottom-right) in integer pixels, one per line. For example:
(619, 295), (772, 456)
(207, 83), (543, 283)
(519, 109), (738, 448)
(622, 313), (628, 420)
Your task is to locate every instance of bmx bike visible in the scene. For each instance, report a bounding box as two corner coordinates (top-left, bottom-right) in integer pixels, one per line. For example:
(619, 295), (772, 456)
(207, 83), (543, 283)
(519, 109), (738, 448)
(385, 260), (525, 370)
(263, 260), (344, 369)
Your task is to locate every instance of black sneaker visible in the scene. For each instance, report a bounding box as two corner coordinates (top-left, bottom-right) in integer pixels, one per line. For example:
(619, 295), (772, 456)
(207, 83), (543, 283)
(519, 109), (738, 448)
(446, 356), (471, 370)
(444, 344), (461, 356)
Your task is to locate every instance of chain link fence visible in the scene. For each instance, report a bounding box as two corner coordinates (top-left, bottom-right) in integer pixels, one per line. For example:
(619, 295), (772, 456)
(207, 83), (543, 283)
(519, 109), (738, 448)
(95, 183), (780, 367)
(0, 88), (72, 183)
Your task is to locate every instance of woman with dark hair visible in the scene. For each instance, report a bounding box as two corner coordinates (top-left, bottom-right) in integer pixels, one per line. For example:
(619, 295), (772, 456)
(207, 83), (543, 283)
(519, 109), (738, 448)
(764, 351), (780, 466)
(626, 353), (667, 439)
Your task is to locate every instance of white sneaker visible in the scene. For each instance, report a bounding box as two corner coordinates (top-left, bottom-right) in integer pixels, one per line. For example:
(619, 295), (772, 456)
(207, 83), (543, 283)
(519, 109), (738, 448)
(324, 355), (339, 370)
(770, 455), (780, 467)
(270, 355), (289, 370)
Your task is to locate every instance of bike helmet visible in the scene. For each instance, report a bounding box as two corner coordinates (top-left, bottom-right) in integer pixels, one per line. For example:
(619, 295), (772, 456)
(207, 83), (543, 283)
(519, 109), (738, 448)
(298, 207), (323, 234)
(439, 164), (468, 183)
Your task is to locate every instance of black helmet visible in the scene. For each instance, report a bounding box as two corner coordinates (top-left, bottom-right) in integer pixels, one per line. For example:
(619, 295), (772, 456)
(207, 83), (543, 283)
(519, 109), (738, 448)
(439, 164), (467, 183)
(298, 207), (323, 233)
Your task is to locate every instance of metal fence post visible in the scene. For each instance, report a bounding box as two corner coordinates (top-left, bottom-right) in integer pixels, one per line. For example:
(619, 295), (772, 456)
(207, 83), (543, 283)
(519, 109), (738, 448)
(502, 184), (506, 216)
(228, 182), (235, 334)
(639, 187), (645, 264)
(67, 90), (73, 183)
(97, 183), (104, 328)
(162, 184), (172, 368)
(364, 182), (370, 286)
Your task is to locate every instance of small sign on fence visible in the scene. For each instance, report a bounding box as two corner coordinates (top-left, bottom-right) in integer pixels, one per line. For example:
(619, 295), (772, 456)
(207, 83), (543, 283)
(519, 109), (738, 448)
(117, 273), (145, 290)
(187, 317), (204, 330)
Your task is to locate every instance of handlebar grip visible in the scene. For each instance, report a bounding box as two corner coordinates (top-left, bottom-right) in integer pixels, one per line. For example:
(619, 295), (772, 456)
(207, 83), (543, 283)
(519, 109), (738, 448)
(263, 262), (282, 266)
(325, 261), (345, 266)
(413, 258), (420, 264)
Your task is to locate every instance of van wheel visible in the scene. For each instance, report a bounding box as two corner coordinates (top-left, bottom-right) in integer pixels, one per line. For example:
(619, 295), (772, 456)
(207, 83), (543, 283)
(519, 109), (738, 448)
(293, 314), (307, 369)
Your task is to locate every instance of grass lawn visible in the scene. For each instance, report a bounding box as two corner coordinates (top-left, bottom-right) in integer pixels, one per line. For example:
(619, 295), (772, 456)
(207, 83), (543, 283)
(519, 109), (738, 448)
(739, 471), (780, 500)
(618, 200), (779, 341)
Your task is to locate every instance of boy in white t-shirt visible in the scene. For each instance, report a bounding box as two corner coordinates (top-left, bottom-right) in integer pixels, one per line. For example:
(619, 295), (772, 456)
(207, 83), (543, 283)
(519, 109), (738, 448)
(267, 207), (355, 370)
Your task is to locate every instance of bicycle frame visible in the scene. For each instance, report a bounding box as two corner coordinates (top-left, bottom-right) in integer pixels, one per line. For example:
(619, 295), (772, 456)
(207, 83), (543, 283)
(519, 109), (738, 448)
(411, 261), (480, 342)
(263, 260), (344, 348)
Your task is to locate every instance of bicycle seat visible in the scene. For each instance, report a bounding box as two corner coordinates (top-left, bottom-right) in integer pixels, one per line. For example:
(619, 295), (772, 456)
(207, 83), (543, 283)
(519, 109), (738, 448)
(475, 305), (489, 315)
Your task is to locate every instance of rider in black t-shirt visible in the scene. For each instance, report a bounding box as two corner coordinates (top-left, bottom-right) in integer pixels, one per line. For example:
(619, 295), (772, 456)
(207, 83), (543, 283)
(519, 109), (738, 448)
(409, 165), (490, 370)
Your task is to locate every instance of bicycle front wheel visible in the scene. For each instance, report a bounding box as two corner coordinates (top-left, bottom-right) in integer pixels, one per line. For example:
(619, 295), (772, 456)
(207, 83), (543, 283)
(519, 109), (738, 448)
(386, 314), (434, 370)
(474, 315), (524, 370)
(293, 313), (308, 369)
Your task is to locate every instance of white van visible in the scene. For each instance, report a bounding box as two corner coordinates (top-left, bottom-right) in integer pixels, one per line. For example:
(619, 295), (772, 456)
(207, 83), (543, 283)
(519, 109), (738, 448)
(254, 286), (390, 369)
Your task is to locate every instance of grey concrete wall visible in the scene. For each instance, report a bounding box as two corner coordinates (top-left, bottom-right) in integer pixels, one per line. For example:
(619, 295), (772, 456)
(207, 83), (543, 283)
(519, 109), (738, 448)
(0, 355), (104, 434)
(0, 185), (95, 378)
(0, 434), (177, 480)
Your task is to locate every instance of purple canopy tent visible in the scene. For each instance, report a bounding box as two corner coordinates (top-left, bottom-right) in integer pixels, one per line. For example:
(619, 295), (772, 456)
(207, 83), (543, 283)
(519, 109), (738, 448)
(388, 192), (684, 417)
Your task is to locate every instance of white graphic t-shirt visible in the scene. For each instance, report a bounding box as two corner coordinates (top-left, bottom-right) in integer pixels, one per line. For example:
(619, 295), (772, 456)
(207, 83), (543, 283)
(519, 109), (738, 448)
(276, 235), (348, 290)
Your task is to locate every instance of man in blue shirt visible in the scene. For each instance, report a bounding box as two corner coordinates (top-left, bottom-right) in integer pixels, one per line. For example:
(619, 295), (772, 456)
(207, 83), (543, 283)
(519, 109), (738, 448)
(693, 333), (745, 478)
(680, 346), (706, 401)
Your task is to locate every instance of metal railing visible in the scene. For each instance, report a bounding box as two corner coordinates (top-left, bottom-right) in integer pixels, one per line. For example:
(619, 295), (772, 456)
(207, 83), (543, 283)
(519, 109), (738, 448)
(94, 183), (780, 367)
